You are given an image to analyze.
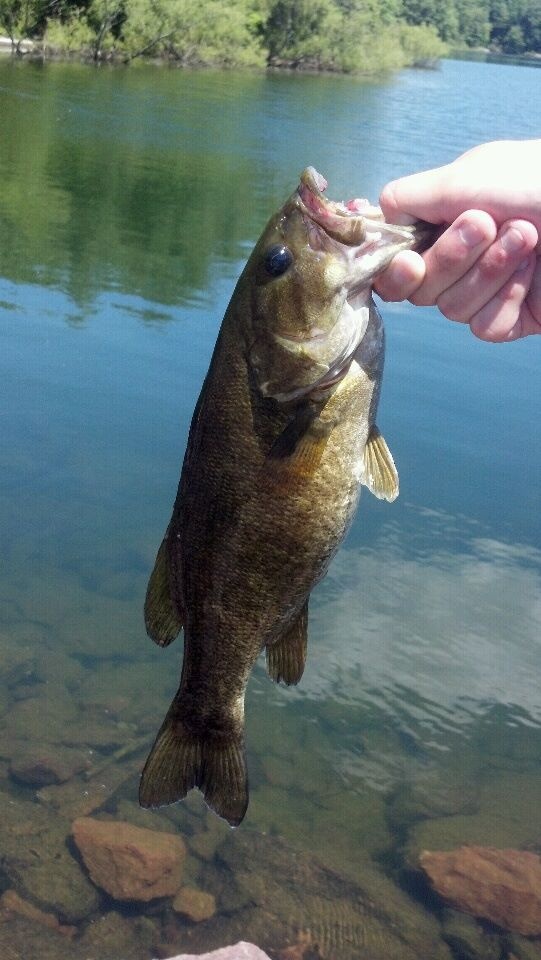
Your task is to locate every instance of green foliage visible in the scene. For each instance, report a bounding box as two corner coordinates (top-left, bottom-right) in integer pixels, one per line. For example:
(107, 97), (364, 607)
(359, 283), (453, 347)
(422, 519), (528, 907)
(263, 0), (335, 65)
(3, 0), (540, 66)
(43, 11), (95, 51)
(121, 0), (265, 65)
(489, 0), (541, 53)
(398, 22), (448, 63)
(402, 0), (540, 51)
(262, 0), (447, 73)
(43, 0), (122, 56)
(0, 0), (54, 45)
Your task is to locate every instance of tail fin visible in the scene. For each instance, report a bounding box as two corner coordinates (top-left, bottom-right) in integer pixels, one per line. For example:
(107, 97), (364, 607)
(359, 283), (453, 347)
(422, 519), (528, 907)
(139, 707), (248, 827)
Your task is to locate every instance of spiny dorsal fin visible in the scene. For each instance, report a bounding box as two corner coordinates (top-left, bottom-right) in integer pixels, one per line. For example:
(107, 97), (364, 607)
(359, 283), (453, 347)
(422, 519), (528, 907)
(362, 426), (399, 502)
(144, 536), (183, 647)
(266, 600), (308, 685)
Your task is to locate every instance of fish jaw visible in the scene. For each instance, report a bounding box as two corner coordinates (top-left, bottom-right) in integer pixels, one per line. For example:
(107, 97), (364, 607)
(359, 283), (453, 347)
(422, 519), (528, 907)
(296, 165), (433, 292)
(245, 168), (434, 405)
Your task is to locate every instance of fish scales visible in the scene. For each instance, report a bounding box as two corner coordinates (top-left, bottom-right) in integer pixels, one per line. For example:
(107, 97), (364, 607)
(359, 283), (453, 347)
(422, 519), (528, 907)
(140, 167), (433, 825)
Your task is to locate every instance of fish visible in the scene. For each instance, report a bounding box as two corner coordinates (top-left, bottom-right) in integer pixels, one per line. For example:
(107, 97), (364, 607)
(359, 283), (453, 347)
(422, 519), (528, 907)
(139, 167), (433, 826)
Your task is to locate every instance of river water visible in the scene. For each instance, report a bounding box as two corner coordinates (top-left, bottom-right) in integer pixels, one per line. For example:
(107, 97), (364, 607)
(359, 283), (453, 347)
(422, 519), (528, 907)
(0, 56), (540, 960)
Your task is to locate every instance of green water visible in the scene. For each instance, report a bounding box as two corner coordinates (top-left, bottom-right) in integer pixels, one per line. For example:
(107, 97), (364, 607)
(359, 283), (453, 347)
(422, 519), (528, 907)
(0, 57), (540, 960)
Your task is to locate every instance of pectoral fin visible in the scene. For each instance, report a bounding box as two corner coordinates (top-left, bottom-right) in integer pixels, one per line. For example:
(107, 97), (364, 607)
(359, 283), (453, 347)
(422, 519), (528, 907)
(362, 426), (399, 502)
(266, 601), (308, 685)
(267, 407), (335, 483)
(144, 535), (183, 647)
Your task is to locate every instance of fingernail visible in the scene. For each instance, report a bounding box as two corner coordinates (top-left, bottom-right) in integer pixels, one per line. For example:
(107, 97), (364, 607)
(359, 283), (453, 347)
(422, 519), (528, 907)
(458, 222), (485, 248)
(517, 256), (531, 271)
(501, 226), (525, 254)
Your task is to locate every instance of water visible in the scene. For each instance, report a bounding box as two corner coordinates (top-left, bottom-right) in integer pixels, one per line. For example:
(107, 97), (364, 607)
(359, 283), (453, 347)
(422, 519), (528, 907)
(0, 56), (540, 960)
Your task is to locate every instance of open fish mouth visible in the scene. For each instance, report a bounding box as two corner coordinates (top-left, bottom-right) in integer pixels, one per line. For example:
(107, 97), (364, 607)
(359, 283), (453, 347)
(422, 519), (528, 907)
(297, 166), (382, 246)
(295, 166), (434, 297)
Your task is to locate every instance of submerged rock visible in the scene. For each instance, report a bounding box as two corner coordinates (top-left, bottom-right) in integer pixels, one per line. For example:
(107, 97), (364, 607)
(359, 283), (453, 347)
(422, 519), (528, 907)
(507, 934), (541, 960)
(172, 886), (216, 922)
(189, 815), (230, 862)
(404, 770), (541, 870)
(213, 830), (452, 960)
(72, 816), (186, 900)
(440, 908), (502, 960)
(9, 743), (91, 786)
(78, 911), (159, 960)
(0, 631), (37, 687)
(0, 790), (100, 922)
(0, 914), (76, 960)
(420, 845), (541, 935)
(19, 858), (100, 924)
(38, 757), (139, 819)
(2, 683), (78, 744)
(388, 765), (480, 828)
(0, 890), (76, 938)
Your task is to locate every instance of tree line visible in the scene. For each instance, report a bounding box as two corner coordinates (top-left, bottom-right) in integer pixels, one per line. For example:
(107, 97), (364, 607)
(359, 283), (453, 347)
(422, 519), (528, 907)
(0, 0), (540, 68)
(402, 0), (541, 54)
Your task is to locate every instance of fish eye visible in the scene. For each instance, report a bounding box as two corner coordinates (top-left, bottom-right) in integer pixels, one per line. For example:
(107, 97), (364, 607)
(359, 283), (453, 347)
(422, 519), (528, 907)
(264, 244), (293, 278)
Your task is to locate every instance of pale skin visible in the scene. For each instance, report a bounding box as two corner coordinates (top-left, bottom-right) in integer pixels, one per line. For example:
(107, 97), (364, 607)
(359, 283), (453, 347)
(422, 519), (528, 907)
(374, 139), (541, 341)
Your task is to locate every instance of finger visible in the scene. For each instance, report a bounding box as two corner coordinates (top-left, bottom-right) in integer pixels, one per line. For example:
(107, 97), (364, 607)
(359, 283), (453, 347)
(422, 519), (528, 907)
(524, 257), (541, 332)
(468, 255), (537, 342)
(437, 219), (539, 323)
(515, 300), (541, 338)
(409, 210), (497, 307)
(379, 165), (451, 225)
(374, 250), (426, 302)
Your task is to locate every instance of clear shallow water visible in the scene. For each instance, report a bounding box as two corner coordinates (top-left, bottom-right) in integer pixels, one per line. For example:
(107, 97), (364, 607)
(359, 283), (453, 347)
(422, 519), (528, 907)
(0, 57), (540, 960)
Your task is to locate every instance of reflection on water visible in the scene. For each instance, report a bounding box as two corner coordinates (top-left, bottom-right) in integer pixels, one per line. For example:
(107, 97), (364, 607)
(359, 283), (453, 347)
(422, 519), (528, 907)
(0, 56), (540, 960)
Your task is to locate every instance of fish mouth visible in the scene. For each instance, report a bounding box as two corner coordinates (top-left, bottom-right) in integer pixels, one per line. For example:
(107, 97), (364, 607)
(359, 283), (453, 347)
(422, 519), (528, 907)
(263, 169), (436, 405)
(297, 166), (382, 246)
(295, 166), (434, 295)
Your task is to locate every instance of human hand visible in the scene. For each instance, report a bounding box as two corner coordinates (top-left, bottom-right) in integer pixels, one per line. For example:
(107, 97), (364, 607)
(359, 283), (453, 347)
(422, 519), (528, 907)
(374, 140), (541, 341)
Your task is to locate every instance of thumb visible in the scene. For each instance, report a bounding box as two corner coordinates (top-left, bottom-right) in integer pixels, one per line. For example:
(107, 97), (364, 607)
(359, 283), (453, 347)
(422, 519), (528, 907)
(379, 164), (453, 226)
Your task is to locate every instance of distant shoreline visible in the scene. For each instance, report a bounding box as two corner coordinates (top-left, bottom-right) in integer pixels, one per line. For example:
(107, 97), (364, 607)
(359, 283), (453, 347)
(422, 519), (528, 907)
(0, 40), (443, 73)
(2, 35), (540, 71)
(450, 45), (541, 66)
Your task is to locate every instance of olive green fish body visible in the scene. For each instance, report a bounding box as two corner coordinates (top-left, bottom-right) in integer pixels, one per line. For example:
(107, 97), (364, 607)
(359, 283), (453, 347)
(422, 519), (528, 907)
(140, 169), (431, 825)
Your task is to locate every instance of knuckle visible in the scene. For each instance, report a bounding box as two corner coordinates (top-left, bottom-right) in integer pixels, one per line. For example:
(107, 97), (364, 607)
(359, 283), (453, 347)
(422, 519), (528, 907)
(410, 287), (435, 307)
(436, 291), (470, 322)
(477, 246), (509, 280)
(431, 244), (463, 272)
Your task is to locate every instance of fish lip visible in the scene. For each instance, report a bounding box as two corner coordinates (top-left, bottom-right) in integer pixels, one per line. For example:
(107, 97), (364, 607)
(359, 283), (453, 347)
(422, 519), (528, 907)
(296, 166), (419, 253)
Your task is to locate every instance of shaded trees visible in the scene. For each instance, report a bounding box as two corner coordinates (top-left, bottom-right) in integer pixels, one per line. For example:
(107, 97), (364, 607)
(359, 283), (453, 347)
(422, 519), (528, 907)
(401, 0), (541, 51)
(4, 0), (541, 65)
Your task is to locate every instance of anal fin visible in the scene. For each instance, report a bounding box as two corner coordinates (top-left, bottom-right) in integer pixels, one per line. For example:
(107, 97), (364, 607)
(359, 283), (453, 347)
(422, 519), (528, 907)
(266, 601), (308, 686)
(362, 426), (399, 502)
(144, 535), (183, 647)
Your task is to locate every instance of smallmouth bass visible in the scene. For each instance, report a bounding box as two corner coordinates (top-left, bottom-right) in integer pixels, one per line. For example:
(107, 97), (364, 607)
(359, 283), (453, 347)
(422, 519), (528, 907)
(140, 168), (432, 826)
